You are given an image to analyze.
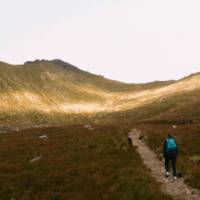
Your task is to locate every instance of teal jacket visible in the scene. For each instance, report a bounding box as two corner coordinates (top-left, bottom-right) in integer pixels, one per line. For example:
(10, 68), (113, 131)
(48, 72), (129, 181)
(163, 137), (178, 157)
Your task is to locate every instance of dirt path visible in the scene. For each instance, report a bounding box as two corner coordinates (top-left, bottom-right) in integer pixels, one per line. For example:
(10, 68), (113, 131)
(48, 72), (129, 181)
(129, 128), (200, 200)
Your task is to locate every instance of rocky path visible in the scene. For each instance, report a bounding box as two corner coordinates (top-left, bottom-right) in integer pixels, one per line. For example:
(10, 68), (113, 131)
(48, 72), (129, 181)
(129, 128), (200, 200)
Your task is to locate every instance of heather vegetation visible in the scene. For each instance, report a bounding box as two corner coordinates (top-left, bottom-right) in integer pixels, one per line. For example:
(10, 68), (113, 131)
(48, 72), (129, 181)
(0, 126), (172, 200)
(0, 60), (200, 199)
(138, 123), (200, 189)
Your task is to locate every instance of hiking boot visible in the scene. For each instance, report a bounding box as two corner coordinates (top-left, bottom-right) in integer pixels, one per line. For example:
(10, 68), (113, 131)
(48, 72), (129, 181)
(165, 172), (170, 177)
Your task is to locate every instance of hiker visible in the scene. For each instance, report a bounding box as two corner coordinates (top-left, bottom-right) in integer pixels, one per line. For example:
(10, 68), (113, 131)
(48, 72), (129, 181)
(163, 134), (178, 180)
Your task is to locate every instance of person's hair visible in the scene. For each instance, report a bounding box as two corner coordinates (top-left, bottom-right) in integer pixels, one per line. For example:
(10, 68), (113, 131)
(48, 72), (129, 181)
(168, 134), (172, 138)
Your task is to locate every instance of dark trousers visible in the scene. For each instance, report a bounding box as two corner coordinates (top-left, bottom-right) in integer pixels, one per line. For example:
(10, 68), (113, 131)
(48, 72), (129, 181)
(165, 154), (177, 176)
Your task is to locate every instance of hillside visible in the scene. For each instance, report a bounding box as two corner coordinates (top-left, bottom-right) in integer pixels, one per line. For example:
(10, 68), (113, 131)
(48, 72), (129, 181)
(112, 72), (200, 123)
(0, 59), (200, 125)
(0, 59), (173, 125)
(0, 60), (200, 199)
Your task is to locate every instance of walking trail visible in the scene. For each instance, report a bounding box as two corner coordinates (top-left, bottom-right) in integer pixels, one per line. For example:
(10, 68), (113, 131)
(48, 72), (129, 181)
(129, 128), (200, 200)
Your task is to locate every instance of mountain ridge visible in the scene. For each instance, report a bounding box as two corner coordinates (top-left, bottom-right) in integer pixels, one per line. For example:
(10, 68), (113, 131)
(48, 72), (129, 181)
(0, 59), (200, 125)
(2, 59), (176, 85)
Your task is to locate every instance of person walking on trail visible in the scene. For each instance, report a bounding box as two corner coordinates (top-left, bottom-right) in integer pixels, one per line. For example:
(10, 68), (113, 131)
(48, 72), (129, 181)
(163, 134), (178, 180)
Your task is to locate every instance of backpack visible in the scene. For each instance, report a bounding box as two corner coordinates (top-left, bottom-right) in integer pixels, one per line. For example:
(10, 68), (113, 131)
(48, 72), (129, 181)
(166, 138), (177, 152)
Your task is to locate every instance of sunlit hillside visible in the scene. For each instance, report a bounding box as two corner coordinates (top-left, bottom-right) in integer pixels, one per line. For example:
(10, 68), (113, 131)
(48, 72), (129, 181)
(112, 72), (200, 121)
(0, 59), (200, 125)
(0, 60), (200, 199)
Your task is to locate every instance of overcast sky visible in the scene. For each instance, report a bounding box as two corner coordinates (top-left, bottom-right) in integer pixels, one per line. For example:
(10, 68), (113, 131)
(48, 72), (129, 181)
(1, 0), (200, 83)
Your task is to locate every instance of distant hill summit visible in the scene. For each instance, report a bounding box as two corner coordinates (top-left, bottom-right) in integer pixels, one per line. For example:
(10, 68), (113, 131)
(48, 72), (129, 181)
(0, 59), (200, 125)
(24, 59), (80, 71)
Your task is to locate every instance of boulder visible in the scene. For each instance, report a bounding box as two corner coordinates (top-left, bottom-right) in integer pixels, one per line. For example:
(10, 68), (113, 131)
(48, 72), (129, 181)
(38, 135), (48, 140)
(29, 156), (42, 163)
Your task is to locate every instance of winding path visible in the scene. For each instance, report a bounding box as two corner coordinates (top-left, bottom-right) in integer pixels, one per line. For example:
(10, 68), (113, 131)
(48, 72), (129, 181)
(129, 128), (200, 200)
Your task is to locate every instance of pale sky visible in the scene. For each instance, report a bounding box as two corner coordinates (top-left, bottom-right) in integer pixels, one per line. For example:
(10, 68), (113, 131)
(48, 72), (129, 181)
(1, 0), (200, 83)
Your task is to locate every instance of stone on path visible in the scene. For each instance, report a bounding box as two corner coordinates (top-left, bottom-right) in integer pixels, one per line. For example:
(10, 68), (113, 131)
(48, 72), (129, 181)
(172, 125), (178, 129)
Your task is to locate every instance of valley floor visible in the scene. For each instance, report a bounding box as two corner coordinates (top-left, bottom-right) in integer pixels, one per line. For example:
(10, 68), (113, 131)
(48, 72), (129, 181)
(0, 125), (172, 200)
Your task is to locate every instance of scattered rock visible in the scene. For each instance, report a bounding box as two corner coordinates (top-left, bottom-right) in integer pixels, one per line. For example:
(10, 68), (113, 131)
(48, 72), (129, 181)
(29, 156), (42, 163)
(0, 125), (20, 133)
(84, 124), (94, 130)
(184, 188), (192, 195)
(192, 118), (200, 124)
(84, 124), (92, 128)
(172, 125), (178, 129)
(38, 135), (48, 140)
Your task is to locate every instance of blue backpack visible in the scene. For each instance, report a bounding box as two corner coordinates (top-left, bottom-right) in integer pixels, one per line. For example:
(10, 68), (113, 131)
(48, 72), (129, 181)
(166, 138), (177, 152)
